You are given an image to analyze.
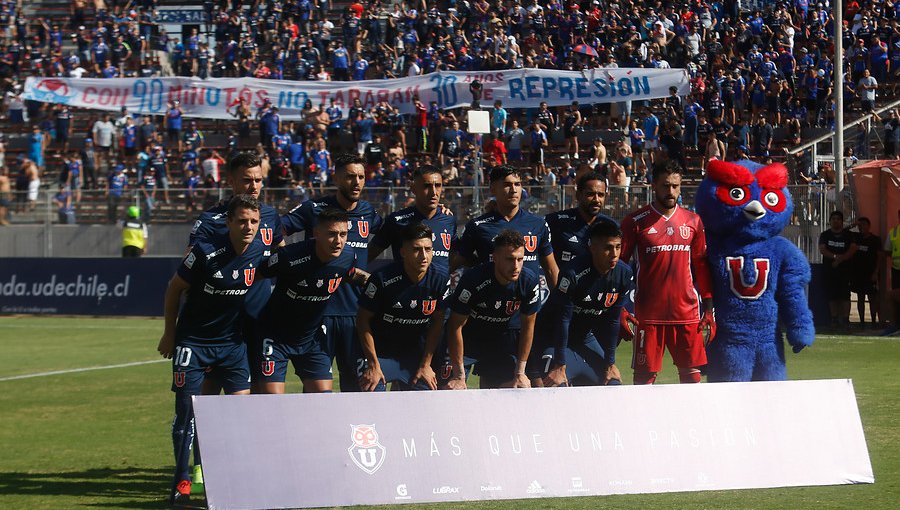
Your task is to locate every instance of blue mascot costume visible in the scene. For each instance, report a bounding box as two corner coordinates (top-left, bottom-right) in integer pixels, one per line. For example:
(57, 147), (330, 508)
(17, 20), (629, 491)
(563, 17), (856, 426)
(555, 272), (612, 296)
(695, 159), (815, 381)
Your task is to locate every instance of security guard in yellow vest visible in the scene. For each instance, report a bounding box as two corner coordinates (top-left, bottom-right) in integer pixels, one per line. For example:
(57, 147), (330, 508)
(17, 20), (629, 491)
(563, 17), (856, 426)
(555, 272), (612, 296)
(122, 206), (148, 257)
(884, 209), (900, 334)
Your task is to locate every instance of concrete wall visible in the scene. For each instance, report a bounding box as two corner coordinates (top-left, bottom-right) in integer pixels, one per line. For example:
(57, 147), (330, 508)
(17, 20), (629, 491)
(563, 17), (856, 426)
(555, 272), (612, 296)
(0, 224), (190, 257)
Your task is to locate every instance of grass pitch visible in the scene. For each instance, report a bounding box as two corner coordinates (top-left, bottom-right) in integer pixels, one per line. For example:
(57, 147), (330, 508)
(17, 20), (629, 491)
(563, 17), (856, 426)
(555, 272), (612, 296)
(0, 316), (898, 510)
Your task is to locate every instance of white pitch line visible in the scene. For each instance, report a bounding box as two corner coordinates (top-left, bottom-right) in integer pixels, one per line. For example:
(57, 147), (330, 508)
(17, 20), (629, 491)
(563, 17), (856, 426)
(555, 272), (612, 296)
(0, 359), (168, 382)
(0, 323), (158, 330)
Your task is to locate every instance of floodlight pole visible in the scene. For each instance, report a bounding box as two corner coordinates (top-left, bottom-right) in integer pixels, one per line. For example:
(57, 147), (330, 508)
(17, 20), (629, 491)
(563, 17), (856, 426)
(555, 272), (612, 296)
(835, 3), (844, 203)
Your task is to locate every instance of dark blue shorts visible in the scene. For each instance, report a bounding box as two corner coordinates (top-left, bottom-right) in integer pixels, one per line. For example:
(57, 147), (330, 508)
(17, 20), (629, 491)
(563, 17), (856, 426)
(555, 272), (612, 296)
(321, 315), (363, 391)
(171, 342), (250, 394)
(258, 338), (333, 382)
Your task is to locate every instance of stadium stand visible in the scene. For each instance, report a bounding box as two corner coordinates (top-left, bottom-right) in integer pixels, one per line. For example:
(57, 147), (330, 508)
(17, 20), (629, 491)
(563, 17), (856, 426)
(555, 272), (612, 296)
(0, 0), (892, 230)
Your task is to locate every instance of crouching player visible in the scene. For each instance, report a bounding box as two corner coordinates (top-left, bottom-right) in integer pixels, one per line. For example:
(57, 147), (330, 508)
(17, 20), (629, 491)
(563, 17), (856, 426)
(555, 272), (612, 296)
(157, 195), (266, 505)
(444, 230), (542, 389)
(539, 220), (634, 387)
(357, 224), (450, 391)
(255, 208), (370, 394)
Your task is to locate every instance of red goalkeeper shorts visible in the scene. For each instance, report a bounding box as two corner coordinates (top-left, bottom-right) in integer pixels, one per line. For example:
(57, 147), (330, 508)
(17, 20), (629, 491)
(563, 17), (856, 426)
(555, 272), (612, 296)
(631, 323), (706, 373)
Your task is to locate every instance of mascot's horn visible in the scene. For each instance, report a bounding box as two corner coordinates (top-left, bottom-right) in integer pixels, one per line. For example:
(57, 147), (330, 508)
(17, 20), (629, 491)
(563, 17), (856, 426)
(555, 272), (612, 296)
(707, 160), (755, 187)
(755, 163), (789, 189)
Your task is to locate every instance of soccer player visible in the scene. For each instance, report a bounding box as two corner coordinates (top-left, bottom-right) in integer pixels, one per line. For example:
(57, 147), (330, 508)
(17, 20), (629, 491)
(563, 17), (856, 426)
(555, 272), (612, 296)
(545, 171), (613, 267)
(444, 230), (542, 389)
(281, 153), (383, 391)
(357, 224), (450, 391)
(452, 165), (558, 287)
(620, 163), (715, 385)
(255, 208), (369, 393)
(539, 220), (634, 386)
(185, 151), (283, 484)
(189, 152), (284, 388)
(368, 164), (457, 274)
(157, 195), (266, 506)
(451, 165), (558, 385)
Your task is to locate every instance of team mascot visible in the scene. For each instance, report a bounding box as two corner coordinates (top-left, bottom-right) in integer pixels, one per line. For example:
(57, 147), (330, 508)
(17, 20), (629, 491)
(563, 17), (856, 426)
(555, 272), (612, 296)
(695, 159), (815, 381)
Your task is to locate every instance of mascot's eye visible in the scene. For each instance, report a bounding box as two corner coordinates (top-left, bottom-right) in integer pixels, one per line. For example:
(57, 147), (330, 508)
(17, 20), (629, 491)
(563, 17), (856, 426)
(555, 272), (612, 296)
(762, 190), (787, 212)
(716, 185), (751, 206)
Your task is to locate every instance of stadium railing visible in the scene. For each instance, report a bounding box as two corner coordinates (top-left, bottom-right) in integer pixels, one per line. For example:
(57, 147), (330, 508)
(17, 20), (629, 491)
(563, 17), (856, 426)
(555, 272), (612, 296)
(2, 184), (836, 261)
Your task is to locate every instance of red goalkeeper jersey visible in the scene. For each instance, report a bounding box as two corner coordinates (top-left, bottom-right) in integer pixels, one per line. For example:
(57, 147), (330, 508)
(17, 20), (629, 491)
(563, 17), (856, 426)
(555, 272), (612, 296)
(620, 203), (713, 325)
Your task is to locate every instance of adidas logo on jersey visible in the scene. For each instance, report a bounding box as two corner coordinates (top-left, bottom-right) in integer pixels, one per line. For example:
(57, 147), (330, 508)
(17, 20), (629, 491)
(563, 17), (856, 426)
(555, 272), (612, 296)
(568, 235), (578, 242)
(298, 280), (308, 287)
(393, 302), (403, 308)
(648, 227), (658, 234)
(213, 271), (223, 279)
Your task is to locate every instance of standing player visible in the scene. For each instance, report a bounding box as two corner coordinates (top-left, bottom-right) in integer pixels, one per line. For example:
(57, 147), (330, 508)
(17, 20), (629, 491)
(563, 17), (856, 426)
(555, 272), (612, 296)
(368, 165), (456, 274)
(157, 195), (265, 506)
(255, 209), (369, 393)
(451, 165), (558, 384)
(185, 151), (283, 484)
(189, 152), (284, 389)
(545, 171), (612, 268)
(357, 224), (450, 391)
(281, 153), (383, 391)
(452, 165), (558, 287)
(539, 220), (634, 387)
(444, 230), (542, 389)
(620, 163), (716, 384)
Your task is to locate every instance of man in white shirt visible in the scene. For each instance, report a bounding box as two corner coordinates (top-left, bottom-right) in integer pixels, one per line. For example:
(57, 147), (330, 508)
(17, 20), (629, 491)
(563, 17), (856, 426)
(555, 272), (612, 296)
(92, 114), (115, 169)
(858, 69), (878, 113)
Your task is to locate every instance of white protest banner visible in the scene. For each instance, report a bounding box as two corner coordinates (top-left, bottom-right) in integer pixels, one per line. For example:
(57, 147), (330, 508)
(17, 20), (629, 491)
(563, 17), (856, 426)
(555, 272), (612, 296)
(192, 379), (873, 510)
(24, 68), (689, 119)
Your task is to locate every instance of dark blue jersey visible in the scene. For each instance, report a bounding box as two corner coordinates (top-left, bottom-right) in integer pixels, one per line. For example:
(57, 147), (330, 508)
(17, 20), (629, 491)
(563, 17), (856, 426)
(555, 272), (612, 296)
(370, 206), (457, 273)
(359, 262), (450, 357)
(543, 260), (634, 366)
(448, 263), (541, 338)
(545, 208), (615, 268)
(175, 235), (267, 345)
(457, 209), (552, 275)
(258, 238), (357, 344)
(189, 200), (283, 318)
(281, 195), (383, 316)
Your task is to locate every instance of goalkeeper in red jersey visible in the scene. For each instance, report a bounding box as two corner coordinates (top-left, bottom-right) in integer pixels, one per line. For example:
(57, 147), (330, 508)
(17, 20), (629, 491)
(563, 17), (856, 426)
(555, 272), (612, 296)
(620, 162), (716, 385)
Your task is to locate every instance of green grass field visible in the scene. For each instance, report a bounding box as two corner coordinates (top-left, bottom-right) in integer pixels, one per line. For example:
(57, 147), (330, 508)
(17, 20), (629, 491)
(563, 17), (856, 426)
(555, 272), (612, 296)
(0, 316), (898, 510)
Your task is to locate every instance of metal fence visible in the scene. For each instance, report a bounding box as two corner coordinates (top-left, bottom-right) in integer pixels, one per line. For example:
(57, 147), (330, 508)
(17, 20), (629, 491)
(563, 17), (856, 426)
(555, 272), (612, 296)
(2, 184), (841, 261)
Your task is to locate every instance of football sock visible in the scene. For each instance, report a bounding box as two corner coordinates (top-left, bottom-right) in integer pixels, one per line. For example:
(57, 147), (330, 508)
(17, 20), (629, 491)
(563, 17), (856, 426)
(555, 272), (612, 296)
(633, 370), (657, 385)
(172, 392), (196, 486)
(193, 439), (202, 470)
(678, 367), (702, 384)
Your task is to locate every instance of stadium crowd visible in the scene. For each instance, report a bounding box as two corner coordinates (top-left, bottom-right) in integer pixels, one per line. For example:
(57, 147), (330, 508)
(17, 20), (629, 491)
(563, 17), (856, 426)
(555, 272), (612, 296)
(1, 0), (899, 228)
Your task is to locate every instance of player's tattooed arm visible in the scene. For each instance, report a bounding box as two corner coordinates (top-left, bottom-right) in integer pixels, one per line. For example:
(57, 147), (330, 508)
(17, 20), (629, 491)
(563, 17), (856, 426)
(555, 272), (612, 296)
(158, 274), (191, 358)
(350, 268), (371, 287)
